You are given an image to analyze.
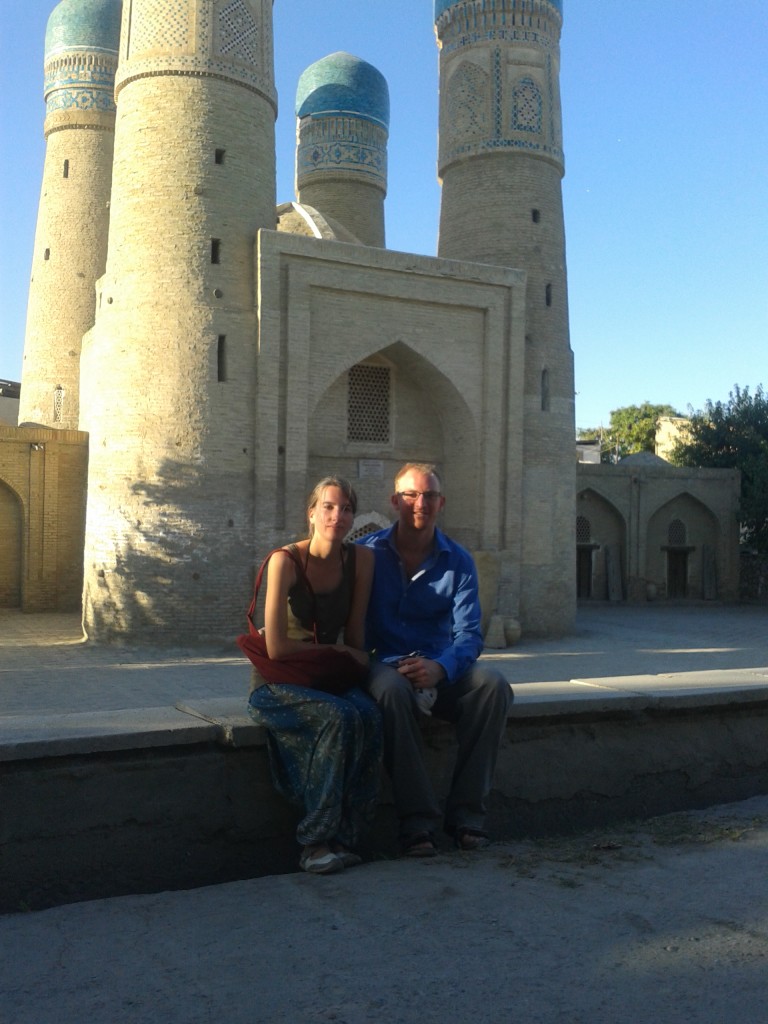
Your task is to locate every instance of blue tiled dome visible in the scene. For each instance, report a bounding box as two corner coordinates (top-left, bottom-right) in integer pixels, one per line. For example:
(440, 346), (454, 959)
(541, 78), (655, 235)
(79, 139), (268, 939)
(45, 0), (122, 58)
(296, 52), (389, 129)
(435, 0), (562, 18)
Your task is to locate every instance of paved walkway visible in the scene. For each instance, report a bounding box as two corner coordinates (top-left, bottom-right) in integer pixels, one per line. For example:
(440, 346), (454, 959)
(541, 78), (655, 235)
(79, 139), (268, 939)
(3, 797), (768, 1023)
(2, 603), (768, 718)
(2, 604), (768, 1022)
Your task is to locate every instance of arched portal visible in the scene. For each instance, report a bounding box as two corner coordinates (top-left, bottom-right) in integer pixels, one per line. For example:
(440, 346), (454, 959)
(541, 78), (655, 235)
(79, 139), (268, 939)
(0, 481), (23, 607)
(647, 494), (720, 599)
(576, 489), (626, 600)
(307, 342), (481, 550)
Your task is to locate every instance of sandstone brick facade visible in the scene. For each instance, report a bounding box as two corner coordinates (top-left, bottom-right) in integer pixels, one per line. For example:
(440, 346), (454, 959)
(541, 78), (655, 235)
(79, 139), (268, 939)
(80, 0), (277, 643)
(0, 426), (87, 611)
(8, 0), (746, 635)
(435, 0), (575, 634)
(254, 232), (528, 629)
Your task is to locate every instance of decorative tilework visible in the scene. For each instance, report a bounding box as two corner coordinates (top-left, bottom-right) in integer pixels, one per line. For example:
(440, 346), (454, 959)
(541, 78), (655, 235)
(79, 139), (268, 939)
(116, 0), (275, 103)
(45, 52), (118, 114)
(436, 0), (563, 170)
(435, 0), (563, 22)
(128, 0), (191, 57)
(512, 77), (542, 133)
(300, 143), (385, 177)
(445, 61), (490, 145)
(45, 55), (118, 91)
(547, 53), (559, 148)
(47, 88), (117, 112)
(492, 47), (502, 138)
(218, 0), (259, 64)
(441, 27), (557, 57)
(435, 0), (563, 60)
(297, 116), (387, 187)
(443, 136), (562, 162)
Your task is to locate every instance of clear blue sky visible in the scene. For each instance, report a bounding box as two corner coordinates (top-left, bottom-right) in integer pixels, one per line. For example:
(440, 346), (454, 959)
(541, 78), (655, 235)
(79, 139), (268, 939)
(1, 1), (766, 430)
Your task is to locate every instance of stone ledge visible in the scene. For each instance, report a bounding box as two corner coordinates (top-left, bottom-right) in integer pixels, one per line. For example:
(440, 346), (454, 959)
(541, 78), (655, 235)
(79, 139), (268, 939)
(3, 674), (768, 763)
(4, 680), (768, 912)
(175, 699), (267, 748)
(0, 706), (220, 762)
(513, 673), (768, 716)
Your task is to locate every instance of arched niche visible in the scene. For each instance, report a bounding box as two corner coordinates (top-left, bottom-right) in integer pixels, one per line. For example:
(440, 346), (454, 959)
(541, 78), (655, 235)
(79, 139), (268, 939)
(646, 492), (720, 599)
(576, 488), (626, 600)
(307, 341), (481, 549)
(0, 480), (23, 607)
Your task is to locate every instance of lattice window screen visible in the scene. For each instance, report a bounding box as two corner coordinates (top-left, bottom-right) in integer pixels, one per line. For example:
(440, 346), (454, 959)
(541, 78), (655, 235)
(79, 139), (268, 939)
(53, 386), (65, 423)
(346, 521), (383, 542)
(576, 515), (591, 544)
(347, 364), (391, 444)
(668, 519), (686, 545)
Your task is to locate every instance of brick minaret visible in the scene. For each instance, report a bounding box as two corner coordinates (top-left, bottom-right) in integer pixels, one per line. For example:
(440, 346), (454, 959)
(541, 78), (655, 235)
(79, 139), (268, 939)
(19, 0), (121, 430)
(295, 52), (389, 248)
(81, 0), (277, 642)
(435, 0), (575, 632)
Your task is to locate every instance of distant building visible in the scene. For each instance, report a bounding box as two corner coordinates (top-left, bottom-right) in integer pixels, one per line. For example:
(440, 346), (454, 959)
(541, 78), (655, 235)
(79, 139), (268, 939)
(576, 438), (602, 464)
(656, 416), (691, 461)
(576, 452), (740, 603)
(0, 380), (20, 427)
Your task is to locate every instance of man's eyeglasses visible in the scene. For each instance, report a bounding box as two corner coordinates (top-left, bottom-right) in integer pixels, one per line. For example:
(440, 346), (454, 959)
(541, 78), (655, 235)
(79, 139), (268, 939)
(397, 490), (442, 503)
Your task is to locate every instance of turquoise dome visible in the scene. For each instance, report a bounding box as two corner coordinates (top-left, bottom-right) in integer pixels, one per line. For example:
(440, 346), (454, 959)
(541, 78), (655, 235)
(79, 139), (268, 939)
(296, 52), (390, 129)
(435, 0), (562, 18)
(45, 0), (122, 58)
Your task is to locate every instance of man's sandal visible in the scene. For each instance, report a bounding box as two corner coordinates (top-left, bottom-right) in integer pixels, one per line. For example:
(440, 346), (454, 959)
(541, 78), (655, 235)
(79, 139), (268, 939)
(399, 831), (437, 858)
(454, 827), (490, 851)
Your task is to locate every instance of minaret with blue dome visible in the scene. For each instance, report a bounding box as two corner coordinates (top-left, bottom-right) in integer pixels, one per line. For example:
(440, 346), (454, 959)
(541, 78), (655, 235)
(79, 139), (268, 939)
(80, 0), (278, 643)
(19, 0), (122, 430)
(434, 0), (576, 630)
(295, 52), (389, 247)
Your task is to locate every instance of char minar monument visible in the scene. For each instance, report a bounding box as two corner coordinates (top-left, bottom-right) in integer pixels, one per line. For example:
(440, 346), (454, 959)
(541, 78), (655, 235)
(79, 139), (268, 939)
(19, 0), (575, 644)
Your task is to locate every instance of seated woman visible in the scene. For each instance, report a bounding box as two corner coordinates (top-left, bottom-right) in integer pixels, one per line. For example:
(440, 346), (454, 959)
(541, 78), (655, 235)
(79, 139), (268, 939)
(247, 477), (381, 875)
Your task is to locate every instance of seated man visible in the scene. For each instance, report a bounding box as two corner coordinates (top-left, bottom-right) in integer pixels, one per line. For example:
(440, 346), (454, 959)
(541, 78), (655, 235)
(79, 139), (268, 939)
(358, 462), (513, 856)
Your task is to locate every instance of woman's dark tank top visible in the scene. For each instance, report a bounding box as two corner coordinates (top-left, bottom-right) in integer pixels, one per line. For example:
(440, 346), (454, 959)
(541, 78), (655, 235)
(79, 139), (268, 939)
(285, 543), (356, 645)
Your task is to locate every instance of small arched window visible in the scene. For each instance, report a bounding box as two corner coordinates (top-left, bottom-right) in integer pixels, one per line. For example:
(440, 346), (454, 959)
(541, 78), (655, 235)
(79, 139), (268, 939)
(217, 336), (227, 382)
(541, 369), (550, 411)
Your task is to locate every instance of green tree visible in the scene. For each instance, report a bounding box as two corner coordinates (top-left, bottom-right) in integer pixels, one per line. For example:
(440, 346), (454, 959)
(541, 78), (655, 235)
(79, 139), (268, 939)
(579, 402), (680, 463)
(669, 384), (768, 552)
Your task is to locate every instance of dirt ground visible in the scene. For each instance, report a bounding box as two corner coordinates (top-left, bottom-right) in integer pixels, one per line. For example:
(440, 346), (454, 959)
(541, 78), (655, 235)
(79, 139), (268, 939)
(1, 795), (767, 1024)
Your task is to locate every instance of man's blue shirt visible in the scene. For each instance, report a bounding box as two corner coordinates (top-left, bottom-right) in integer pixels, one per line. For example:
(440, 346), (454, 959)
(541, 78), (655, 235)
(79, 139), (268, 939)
(357, 524), (484, 683)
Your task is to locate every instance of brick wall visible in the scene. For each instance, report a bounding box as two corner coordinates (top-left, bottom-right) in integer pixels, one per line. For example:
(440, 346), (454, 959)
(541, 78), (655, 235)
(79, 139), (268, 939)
(0, 426), (88, 611)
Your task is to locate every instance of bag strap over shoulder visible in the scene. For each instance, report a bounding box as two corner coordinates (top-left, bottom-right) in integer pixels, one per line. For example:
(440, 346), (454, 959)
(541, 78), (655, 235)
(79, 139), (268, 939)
(246, 546), (318, 640)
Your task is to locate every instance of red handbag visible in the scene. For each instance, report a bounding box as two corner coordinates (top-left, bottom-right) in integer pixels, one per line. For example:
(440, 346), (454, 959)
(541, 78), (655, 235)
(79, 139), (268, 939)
(236, 547), (369, 696)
